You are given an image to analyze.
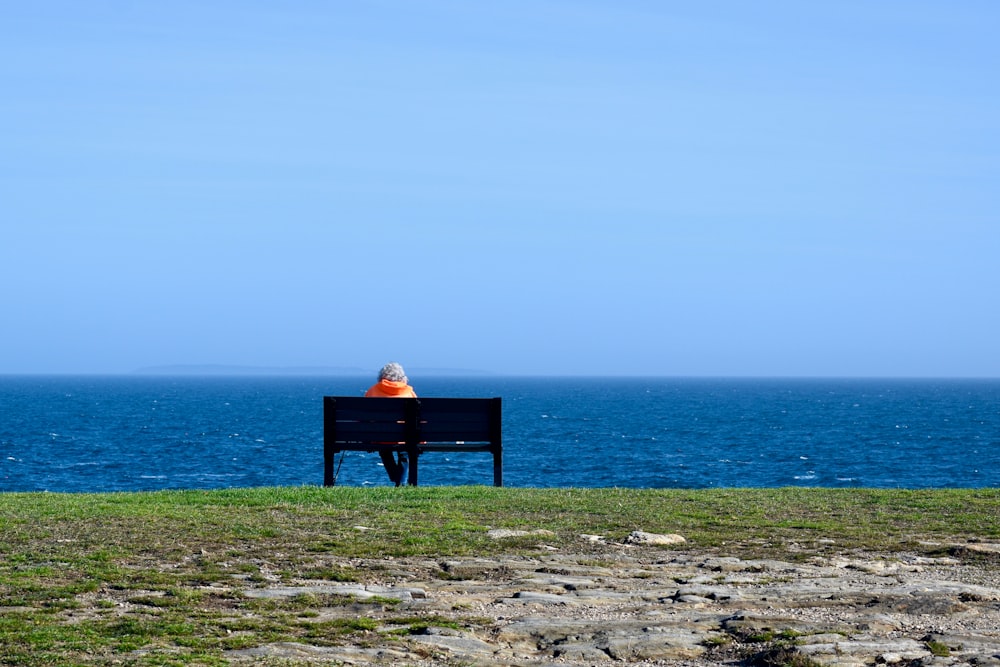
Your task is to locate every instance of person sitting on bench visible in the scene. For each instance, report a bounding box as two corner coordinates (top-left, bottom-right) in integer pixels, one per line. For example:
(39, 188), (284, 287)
(364, 362), (417, 486)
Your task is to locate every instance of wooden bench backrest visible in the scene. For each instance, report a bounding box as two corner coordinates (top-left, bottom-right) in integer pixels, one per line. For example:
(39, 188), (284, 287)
(323, 396), (502, 486)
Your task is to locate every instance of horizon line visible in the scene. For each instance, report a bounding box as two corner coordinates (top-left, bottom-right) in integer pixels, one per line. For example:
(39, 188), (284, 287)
(0, 366), (997, 381)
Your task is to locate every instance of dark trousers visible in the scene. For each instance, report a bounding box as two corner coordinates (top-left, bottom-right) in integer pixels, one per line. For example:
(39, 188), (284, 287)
(379, 451), (409, 486)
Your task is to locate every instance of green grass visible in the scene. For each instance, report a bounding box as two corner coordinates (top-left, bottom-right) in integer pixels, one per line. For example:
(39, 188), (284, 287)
(1, 486), (998, 665)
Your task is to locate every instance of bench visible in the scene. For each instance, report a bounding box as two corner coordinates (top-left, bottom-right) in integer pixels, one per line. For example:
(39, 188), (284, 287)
(323, 396), (502, 486)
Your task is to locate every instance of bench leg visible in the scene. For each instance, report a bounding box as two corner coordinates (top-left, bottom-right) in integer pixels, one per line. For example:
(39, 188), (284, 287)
(324, 451), (335, 486)
(493, 449), (503, 487)
(408, 449), (419, 486)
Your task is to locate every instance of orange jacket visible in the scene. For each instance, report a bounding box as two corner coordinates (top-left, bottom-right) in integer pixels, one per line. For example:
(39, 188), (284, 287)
(365, 379), (417, 398)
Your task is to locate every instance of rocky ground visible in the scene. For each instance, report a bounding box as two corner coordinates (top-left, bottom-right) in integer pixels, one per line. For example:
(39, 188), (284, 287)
(227, 532), (1000, 666)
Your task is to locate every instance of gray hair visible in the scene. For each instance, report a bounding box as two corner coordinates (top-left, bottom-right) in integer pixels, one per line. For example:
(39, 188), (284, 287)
(378, 362), (407, 382)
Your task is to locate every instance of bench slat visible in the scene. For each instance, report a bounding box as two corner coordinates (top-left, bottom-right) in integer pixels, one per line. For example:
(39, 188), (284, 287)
(418, 428), (491, 442)
(331, 423), (408, 441)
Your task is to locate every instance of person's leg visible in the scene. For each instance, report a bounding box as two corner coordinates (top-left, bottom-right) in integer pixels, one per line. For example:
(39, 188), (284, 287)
(379, 451), (400, 484)
(396, 452), (409, 487)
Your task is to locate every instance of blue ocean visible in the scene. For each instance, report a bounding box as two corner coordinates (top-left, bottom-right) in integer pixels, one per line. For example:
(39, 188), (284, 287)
(1, 376), (998, 492)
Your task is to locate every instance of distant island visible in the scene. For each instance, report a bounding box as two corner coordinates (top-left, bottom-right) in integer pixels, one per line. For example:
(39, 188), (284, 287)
(132, 365), (496, 377)
(133, 365), (368, 376)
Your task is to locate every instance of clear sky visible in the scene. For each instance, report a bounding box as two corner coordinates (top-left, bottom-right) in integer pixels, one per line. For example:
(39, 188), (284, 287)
(3, 2), (998, 377)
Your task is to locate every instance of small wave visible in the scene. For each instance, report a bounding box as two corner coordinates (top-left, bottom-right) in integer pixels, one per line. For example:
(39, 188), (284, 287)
(171, 473), (236, 480)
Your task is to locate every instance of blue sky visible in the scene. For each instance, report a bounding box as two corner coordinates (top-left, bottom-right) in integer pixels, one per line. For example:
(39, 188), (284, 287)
(3, 1), (998, 377)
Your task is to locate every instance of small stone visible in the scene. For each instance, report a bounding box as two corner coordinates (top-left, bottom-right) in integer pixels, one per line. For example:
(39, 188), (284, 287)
(625, 530), (686, 546)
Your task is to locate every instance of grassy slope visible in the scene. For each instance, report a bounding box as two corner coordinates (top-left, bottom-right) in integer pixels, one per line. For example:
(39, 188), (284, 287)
(2, 486), (998, 665)
(5, 486), (998, 555)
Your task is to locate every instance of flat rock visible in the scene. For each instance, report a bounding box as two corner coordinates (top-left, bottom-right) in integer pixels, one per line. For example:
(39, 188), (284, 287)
(228, 642), (410, 663)
(224, 543), (1000, 667)
(510, 590), (577, 605)
(408, 629), (497, 657)
(241, 584), (424, 600)
(487, 528), (555, 539)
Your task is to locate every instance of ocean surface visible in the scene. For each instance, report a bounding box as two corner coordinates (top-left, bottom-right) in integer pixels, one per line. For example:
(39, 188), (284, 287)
(1, 376), (998, 492)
